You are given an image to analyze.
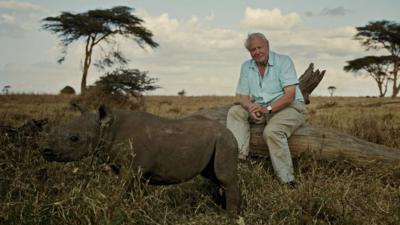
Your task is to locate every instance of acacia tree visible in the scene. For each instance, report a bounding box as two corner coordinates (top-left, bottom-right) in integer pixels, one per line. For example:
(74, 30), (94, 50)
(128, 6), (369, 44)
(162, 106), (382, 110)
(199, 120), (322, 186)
(93, 68), (159, 97)
(344, 56), (393, 97)
(2, 85), (11, 94)
(327, 86), (336, 97)
(354, 20), (400, 97)
(42, 6), (158, 94)
(178, 89), (186, 96)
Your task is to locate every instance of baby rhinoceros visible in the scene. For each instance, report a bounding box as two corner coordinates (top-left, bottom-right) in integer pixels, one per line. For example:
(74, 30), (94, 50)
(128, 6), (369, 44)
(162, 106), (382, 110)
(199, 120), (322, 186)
(42, 105), (240, 217)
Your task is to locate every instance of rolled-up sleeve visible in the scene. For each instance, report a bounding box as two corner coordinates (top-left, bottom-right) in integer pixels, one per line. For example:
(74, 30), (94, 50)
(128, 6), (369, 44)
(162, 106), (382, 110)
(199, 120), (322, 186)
(279, 56), (299, 87)
(236, 62), (250, 96)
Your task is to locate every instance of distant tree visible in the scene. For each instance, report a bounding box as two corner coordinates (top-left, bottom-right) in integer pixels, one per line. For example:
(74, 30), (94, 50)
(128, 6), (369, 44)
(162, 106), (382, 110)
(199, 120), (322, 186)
(42, 6), (159, 94)
(79, 68), (159, 110)
(92, 68), (159, 97)
(344, 56), (393, 97)
(59, 85), (76, 95)
(2, 85), (11, 94)
(178, 89), (186, 96)
(327, 86), (336, 97)
(354, 20), (400, 97)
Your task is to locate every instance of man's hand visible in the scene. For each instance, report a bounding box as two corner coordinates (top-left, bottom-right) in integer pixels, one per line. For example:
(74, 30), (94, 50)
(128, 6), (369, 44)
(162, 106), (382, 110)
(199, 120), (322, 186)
(250, 111), (262, 121)
(247, 102), (260, 112)
(247, 102), (263, 121)
(239, 96), (263, 121)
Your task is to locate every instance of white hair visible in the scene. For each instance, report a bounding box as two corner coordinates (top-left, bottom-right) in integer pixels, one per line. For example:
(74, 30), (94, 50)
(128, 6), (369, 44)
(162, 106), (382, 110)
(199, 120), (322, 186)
(244, 33), (269, 51)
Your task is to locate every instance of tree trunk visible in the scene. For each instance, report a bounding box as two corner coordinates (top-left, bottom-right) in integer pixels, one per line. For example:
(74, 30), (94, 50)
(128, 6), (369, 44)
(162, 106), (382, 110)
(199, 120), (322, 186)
(249, 124), (400, 163)
(391, 58), (399, 97)
(81, 36), (94, 95)
(191, 64), (400, 163)
(193, 104), (400, 163)
(377, 80), (385, 97)
(81, 64), (89, 95)
(298, 63), (326, 104)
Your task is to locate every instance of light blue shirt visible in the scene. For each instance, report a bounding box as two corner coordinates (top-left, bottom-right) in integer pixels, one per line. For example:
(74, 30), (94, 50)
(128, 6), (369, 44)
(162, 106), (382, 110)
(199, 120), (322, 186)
(236, 51), (304, 105)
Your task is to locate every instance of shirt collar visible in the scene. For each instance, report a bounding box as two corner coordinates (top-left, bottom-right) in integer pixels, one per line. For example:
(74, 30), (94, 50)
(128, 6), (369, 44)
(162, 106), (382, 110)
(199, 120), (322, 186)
(249, 50), (275, 69)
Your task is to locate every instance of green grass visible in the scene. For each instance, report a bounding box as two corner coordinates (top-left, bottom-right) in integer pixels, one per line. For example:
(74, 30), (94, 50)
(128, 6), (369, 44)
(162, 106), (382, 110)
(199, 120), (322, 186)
(1, 95), (400, 224)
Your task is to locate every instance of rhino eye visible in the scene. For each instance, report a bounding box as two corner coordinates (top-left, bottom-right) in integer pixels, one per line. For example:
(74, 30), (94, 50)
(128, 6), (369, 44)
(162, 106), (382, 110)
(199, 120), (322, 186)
(69, 134), (80, 142)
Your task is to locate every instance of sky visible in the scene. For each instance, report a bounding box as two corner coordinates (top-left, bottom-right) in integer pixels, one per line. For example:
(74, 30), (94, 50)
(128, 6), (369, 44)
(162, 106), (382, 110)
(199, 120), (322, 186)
(0, 0), (399, 96)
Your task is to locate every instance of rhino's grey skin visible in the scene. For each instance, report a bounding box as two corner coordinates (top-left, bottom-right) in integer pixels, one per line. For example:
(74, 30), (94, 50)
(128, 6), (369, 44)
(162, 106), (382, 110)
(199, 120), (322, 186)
(42, 105), (240, 216)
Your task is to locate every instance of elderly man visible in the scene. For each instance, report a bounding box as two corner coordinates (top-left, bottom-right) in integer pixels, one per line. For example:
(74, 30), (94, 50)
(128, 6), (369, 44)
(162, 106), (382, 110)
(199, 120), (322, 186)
(227, 33), (305, 184)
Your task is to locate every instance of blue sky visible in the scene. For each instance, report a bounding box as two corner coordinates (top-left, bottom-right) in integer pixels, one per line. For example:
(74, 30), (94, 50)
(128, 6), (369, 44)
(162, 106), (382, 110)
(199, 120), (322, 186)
(1, 0), (400, 96)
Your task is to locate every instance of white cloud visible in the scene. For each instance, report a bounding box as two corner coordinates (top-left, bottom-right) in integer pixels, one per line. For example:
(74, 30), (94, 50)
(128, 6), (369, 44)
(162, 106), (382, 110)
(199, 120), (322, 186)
(0, 1), (45, 12)
(320, 6), (350, 16)
(0, 23), (23, 37)
(110, 10), (248, 95)
(0, 1), (48, 38)
(240, 7), (302, 30)
(0, 13), (14, 23)
(325, 26), (357, 38)
(0, 13), (24, 37)
(265, 26), (362, 58)
(140, 12), (244, 51)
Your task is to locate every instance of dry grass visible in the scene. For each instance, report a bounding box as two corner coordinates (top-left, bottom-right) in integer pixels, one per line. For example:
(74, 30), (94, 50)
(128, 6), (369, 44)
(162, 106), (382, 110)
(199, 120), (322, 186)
(1, 94), (400, 224)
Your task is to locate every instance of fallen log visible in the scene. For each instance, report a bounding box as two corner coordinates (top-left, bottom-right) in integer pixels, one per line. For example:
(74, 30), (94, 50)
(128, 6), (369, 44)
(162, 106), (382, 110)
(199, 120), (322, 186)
(191, 64), (400, 163)
(250, 124), (400, 163)
(315, 100), (400, 109)
(193, 105), (400, 163)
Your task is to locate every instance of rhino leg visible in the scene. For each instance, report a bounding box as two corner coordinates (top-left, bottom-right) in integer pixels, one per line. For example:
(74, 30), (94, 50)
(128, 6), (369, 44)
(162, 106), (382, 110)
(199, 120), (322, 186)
(200, 155), (226, 208)
(213, 133), (240, 217)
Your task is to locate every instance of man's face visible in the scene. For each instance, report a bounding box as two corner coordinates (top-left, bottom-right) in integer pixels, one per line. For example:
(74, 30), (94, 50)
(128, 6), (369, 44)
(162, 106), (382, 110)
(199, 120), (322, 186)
(249, 37), (269, 65)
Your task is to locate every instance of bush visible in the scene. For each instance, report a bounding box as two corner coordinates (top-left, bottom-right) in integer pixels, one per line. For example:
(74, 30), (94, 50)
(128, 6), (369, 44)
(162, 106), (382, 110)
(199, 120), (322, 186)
(59, 86), (76, 95)
(73, 68), (159, 110)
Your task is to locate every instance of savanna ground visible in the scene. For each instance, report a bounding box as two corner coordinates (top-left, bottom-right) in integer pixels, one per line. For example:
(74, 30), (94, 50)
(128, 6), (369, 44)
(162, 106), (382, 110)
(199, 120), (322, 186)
(0, 94), (400, 225)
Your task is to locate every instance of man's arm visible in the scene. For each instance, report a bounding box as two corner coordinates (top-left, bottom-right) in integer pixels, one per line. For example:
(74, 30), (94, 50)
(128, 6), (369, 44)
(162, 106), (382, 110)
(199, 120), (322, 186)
(239, 95), (253, 110)
(259, 85), (296, 114)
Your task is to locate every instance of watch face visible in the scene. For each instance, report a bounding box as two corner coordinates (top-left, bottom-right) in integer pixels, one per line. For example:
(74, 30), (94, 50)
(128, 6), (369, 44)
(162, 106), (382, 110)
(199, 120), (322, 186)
(267, 106), (272, 110)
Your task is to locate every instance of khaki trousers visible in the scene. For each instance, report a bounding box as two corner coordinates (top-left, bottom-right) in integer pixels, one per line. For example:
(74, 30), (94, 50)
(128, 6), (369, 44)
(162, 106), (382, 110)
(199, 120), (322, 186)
(226, 101), (305, 183)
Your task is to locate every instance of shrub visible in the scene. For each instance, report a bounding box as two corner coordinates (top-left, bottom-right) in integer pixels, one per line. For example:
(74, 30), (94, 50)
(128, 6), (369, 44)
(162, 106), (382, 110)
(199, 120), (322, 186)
(59, 86), (76, 95)
(72, 68), (159, 110)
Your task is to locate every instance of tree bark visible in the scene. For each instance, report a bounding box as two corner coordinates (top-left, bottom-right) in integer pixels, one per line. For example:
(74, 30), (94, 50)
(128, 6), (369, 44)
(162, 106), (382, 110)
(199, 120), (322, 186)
(191, 63), (400, 163)
(249, 124), (400, 163)
(298, 63), (326, 104)
(81, 36), (95, 95)
(193, 104), (400, 163)
(392, 59), (399, 98)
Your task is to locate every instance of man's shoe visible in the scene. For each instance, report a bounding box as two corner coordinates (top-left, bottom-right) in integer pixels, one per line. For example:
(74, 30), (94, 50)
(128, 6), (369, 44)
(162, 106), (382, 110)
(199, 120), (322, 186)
(286, 181), (297, 189)
(238, 159), (247, 164)
(238, 154), (247, 161)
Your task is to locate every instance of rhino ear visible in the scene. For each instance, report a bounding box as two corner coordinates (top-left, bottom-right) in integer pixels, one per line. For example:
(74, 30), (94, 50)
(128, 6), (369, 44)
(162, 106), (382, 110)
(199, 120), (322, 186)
(70, 102), (88, 114)
(98, 104), (114, 128)
(32, 118), (49, 132)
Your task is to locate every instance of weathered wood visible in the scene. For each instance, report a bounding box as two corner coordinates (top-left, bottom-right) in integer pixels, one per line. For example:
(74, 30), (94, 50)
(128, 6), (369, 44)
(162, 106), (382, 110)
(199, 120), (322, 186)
(193, 105), (400, 163)
(315, 100), (400, 109)
(299, 63), (326, 104)
(250, 124), (400, 163)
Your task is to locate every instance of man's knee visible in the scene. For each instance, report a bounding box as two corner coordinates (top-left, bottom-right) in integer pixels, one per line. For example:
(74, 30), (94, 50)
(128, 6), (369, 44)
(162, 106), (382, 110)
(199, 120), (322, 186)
(263, 125), (287, 142)
(227, 105), (248, 120)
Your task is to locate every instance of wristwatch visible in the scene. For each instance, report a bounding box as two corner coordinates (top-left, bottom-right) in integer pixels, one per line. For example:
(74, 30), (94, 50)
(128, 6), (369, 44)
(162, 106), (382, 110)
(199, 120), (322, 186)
(266, 105), (272, 114)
